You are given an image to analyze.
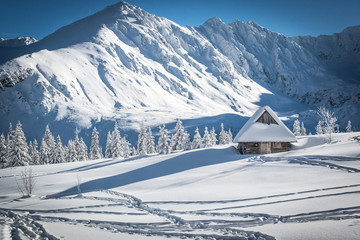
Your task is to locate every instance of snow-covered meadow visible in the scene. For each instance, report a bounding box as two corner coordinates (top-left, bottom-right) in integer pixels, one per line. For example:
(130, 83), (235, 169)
(0, 132), (360, 240)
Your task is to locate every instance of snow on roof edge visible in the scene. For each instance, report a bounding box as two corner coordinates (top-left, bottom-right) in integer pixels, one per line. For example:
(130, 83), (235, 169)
(233, 106), (297, 143)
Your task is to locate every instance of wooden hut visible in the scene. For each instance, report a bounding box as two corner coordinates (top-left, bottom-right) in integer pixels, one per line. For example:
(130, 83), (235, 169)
(233, 106), (297, 154)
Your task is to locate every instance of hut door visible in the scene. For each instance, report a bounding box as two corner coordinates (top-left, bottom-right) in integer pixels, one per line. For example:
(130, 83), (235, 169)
(259, 143), (271, 154)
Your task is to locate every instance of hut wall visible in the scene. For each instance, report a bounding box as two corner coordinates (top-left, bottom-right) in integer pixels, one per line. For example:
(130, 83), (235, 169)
(238, 142), (292, 154)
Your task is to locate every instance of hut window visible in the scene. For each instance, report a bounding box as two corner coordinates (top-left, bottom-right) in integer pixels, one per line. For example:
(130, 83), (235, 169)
(256, 110), (278, 125)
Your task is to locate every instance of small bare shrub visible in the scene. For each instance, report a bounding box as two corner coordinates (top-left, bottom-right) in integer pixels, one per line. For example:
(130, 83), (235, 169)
(16, 167), (36, 197)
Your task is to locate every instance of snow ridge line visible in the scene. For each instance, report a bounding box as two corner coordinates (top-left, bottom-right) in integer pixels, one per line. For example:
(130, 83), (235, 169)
(0, 209), (59, 240)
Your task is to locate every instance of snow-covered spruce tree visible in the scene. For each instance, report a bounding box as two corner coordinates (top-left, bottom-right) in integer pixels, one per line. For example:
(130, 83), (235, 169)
(315, 121), (323, 135)
(39, 140), (50, 164)
(40, 125), (56, 164)
(7, 122), (14, 145)
(89, 127), (101, 160)
(89, 127), (102, 160)
(130, 146), (137, 157)
(210, 127), (217, 146)
(183, 131), (191, 151)
(227, 128), (233, 143)
(157, 125), (171, 154)
(293, 119), (301, 136)
(105, 131), (112, 158)
(346, 120), (352, 132)
(111, 122), (123, 158)
(192, 127), (202, 149)
(122, 137), (131, 158)
(317, 106), (338, 142)
(66, 140), (77, 162)
(300, 122), (307, 136)
(202, 127), (212, 148)
(74, 133), (81, 161)
(7, 121), (30, 167)
(146, 128), (156, 154)
(79, 137), (88, 161)
(6, 122), (14, 162)
(137, 123), (148, 156)
(219, 123), (227, 145)
(0, 134), (7, 168)
(171, 120), (186, 151)
(54, 135), (65, 164)
(29, 139), (40, 165)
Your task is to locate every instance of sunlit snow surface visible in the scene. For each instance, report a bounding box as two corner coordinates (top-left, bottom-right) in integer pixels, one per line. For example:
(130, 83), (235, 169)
(1, 2), (359, 146)
(0, 132), (359, 239)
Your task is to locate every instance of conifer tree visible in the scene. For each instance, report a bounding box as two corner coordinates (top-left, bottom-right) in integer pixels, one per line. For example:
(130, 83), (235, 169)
(89, 127), (102, 160)
(66, 140), (77, 162)
(227, 128), (233, 143)
(346, 120), (352, 132)
(171, 120), (186, 151)
(130, 146), (137, 156)
(6, 122), (14, 162)
(202, 127), (212, 148)
(183, 131), (191, 151)
(293, 119), (301, 136)
(316, 121), (323, 135)
(40, 140), (50, 164)
(105, 131), (112, 158)
(157, 125), (171, 154)
(300, 122), (307, 136)
(28, 139), (40, 165)
(210, 127), (217, 146)
(146, 128), (156, 154)
(219, 123), (227, 145)
(122, 137), (131, 158)
(78, 137), (88, 161)
(111, 122), (123, 158)
(54, 135), (65, 164)
(137, 123), (148, 155)
(7, 122), (14, 145)
(7, 121), (30, 167)
(0, 134), (7, 168)
(74, 132), (82, 161)
(40, 125), (56, 164)
(192, 127), (202, 149)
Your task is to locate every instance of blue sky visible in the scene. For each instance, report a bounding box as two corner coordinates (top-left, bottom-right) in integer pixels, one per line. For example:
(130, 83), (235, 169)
(0, 0), (359, 40)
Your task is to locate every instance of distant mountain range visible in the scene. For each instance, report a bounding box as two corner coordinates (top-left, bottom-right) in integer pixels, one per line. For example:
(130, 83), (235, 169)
(0, 1), (359, 145)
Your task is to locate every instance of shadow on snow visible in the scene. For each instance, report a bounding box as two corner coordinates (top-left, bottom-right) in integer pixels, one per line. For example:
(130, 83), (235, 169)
(47, 146), (245, 198)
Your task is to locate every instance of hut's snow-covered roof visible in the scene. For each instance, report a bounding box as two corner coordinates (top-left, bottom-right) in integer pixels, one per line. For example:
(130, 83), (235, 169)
(233, 106), (297, 143)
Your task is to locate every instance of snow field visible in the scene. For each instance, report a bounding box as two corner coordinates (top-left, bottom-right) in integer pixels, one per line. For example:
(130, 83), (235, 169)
(0, 132), (359, 239)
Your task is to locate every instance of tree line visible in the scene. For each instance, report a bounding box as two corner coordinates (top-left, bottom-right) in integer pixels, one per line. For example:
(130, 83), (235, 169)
(292, 106), (353, 141)
(0, 120), (233, 168)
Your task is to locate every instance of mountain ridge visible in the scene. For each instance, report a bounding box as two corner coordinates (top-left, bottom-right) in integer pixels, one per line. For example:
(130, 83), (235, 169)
(0, 1), (359, 145)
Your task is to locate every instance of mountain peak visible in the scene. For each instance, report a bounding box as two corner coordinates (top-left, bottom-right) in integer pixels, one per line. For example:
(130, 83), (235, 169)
(0, 36), (37, 47)
(202, 17), (224, 26)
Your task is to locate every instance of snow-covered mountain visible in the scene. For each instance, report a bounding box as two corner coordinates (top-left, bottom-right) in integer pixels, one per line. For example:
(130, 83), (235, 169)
(0, 1), (359, 144)
(0, 36), (37, 47)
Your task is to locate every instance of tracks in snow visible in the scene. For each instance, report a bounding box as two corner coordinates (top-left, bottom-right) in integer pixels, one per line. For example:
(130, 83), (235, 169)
(0, 209), (59, 240)
(2, 183), (360, 239)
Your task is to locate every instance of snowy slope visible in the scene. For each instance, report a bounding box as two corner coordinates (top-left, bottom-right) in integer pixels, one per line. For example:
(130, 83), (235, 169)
(0, 1), (358, 145)
(0, 132), (359, 239)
